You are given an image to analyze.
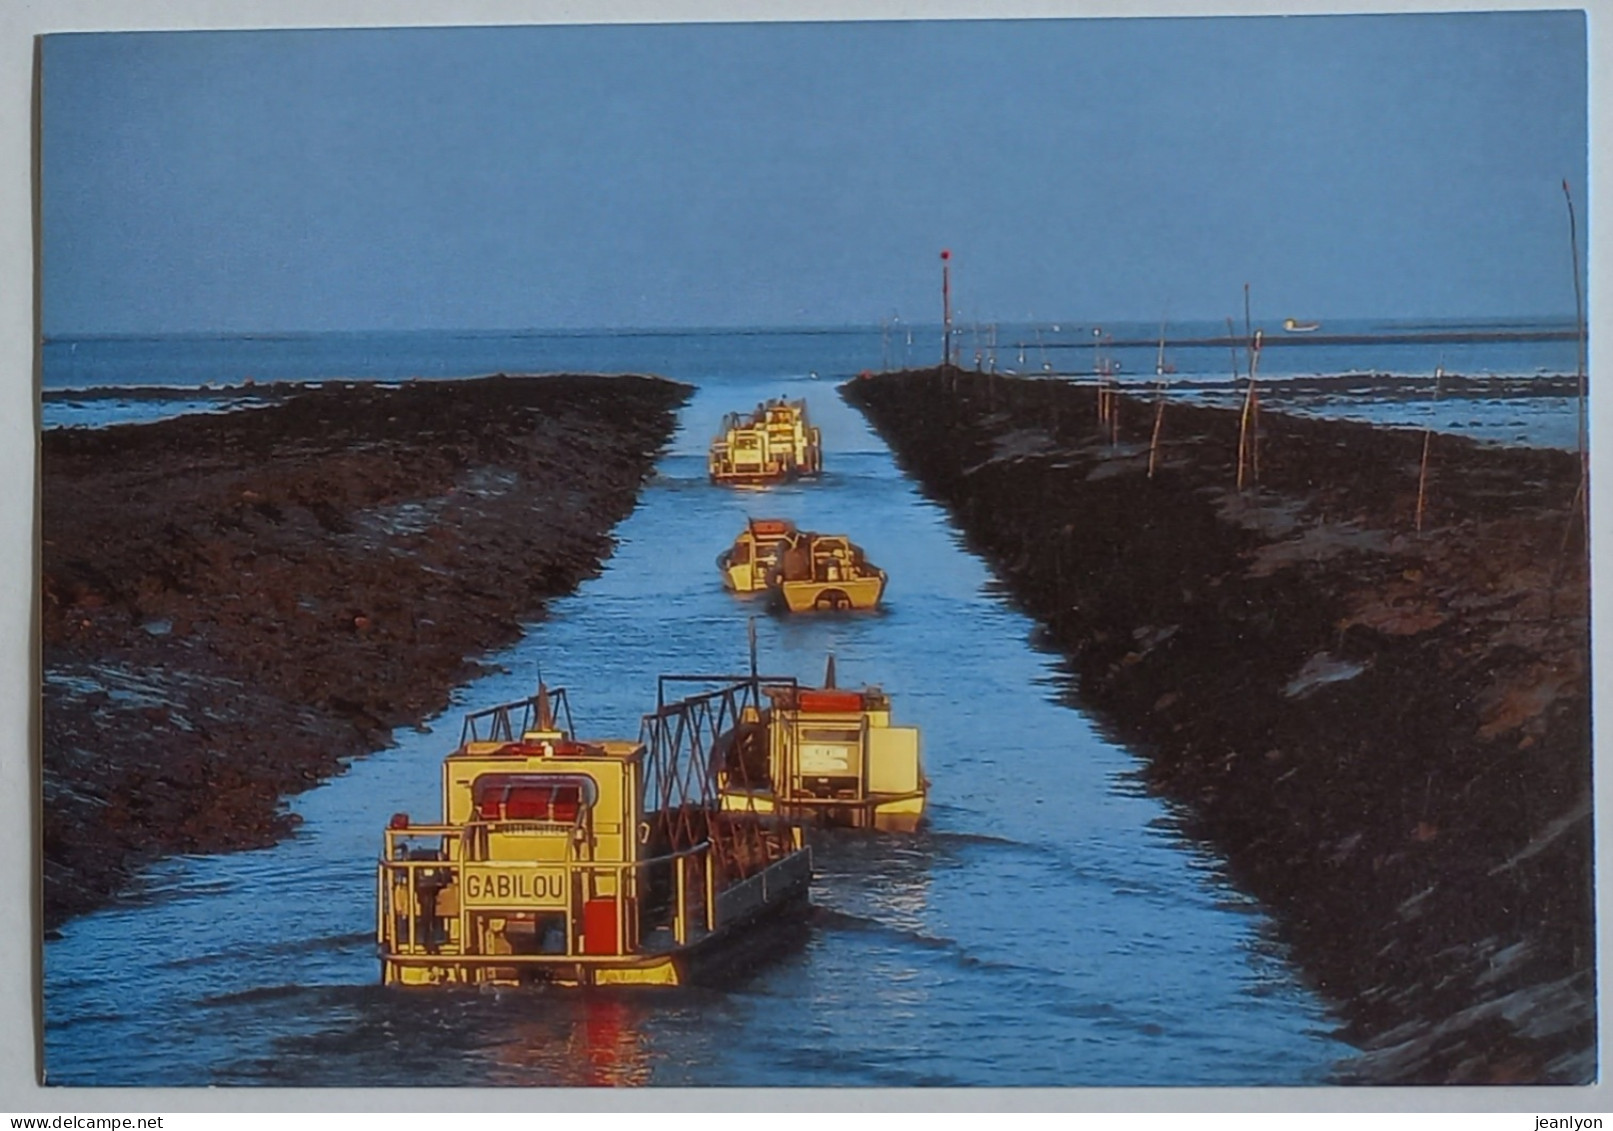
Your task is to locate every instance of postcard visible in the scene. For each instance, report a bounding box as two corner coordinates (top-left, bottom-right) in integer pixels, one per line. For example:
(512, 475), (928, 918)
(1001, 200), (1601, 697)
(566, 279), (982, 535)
(27, 7), (1595, 1099)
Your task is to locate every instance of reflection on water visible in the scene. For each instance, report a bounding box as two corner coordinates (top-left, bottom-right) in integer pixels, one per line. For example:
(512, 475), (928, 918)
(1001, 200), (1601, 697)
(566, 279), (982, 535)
(45, 370), (1354, 1087)
(480, 995), (655, 1087)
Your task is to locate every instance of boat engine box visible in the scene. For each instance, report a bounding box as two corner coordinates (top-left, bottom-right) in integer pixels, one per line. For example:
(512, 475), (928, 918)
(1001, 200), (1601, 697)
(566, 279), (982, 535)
(867, 726), (921, 794)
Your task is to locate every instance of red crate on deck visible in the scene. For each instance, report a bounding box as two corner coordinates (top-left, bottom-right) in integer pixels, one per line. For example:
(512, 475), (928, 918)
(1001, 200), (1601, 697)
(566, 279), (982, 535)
(583, 899), (619, 955)
(798, 690), (863, 713)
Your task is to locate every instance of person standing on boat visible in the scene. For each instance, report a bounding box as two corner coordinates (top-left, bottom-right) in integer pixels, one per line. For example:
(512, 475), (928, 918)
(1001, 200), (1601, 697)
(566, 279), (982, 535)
(781, 539), (811, 582)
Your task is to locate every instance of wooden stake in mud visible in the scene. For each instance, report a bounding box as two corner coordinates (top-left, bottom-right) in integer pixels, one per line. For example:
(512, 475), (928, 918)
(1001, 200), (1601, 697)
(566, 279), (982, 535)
(1237, 331), (1262, 491)
(1148, 379), (1167, 479)
(1224, 316), (1243, 483)
(1250, 382), (1262, 481)
(1245, 330), (1258, 480)
(1088, 330), (1119, 444)
(1110, 365), (1120, 447)
(1548, 180), (1591, 618)
(1415, 366), (1443, 533)
(1237, 386), (1252, 490)
(1094, 328), (1107, 427)
(940, 249), (953, 367)
(1563, 180), (1589, 548)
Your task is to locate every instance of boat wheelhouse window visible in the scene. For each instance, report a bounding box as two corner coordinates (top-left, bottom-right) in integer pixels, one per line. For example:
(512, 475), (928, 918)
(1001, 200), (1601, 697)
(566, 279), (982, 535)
(473, 773), (598, 822)
(730, 542), (751, 564)
(734, 435), (760, 449)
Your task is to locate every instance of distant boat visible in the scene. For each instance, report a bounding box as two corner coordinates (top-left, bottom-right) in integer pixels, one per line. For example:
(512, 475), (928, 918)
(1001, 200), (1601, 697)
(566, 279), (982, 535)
(1283, 318), (1321, 333)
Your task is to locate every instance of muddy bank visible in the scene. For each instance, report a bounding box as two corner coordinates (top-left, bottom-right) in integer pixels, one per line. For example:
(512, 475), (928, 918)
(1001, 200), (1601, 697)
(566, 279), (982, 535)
(843, 368), (1592, 1084)
(42, 374), (689, 927)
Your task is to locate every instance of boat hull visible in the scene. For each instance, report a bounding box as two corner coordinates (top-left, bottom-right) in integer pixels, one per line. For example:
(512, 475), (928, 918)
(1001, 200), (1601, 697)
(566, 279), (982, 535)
(709, 467), (819, 487)
(774, 573), (885, 612)
(719, 788), (925, 832)
(382, 847), (812, 989)
(719, 557), (770, 594)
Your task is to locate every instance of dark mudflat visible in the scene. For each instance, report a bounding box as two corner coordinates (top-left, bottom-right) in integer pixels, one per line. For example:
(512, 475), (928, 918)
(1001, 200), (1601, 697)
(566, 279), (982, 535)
(41, 374), (689, 928)
(844, 367), (1592, 1085)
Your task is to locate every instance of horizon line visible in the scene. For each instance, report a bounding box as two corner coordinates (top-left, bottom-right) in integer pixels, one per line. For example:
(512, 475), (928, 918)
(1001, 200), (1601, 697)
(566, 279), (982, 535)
(41, 312), (1581, 343)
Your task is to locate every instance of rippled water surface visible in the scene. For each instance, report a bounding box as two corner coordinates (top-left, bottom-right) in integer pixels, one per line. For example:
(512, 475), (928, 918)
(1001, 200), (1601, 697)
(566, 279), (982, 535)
(44, 368), (1357, 1086)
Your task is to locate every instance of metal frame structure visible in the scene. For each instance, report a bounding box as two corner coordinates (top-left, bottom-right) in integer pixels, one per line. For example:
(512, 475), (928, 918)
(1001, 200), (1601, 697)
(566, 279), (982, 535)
(645, 673), (800, 876)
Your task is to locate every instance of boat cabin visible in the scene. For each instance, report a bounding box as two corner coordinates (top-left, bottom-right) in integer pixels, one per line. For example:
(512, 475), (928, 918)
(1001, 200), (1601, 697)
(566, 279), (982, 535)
(717, 518), (797, 594)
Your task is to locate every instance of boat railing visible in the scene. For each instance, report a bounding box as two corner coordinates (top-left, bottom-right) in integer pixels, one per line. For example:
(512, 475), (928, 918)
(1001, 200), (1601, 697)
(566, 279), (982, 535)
(378, 829), (720, 961)
(640, 677), (805, 893)
(647, 673), (799, 802)
(652, 673), (796, 715)
(459, 687), (577, 746)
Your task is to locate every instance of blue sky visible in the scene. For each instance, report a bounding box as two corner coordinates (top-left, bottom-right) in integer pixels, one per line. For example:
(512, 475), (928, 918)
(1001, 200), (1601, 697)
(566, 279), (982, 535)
(40, 13), (1587, 335)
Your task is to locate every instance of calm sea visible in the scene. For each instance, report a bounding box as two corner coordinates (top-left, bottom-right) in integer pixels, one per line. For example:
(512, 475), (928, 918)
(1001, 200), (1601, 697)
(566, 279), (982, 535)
(41, 318), (1582, 447)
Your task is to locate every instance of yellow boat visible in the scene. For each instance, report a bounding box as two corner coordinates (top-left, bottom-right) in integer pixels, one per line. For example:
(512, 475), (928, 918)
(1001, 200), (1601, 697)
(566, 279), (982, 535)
(708, 398), (823, 485)
(717, 518), (797, 594)
(377, 683), (809, 988)
(768, 529), (886, 612)
(715, 657), (926, 832)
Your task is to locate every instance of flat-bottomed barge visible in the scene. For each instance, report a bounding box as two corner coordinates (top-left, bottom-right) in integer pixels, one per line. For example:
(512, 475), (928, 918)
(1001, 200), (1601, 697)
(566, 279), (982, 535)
(378, 683), (809, 987)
